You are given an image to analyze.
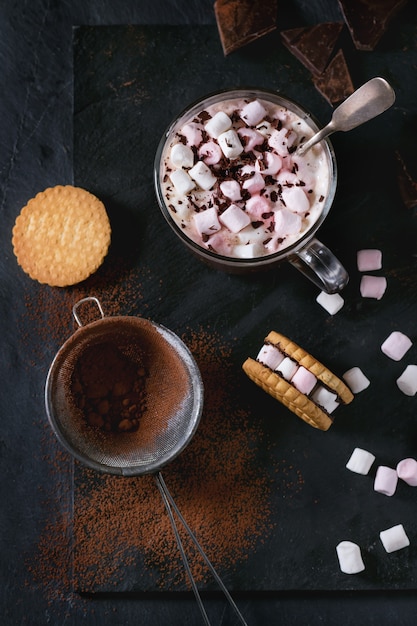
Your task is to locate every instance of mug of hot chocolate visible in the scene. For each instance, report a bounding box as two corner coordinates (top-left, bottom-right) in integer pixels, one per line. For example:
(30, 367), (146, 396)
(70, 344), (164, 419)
(154, 88), (348, 293)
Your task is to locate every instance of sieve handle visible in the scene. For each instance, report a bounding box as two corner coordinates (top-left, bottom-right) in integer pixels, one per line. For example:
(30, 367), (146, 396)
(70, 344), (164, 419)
(72, 296), (105, 327)
(155, 472), (248, 626)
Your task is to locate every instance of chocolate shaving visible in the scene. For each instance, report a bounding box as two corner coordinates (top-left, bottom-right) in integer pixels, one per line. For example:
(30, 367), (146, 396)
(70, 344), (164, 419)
(281, 22), (344, 76)
(313, 49), (355, 105)
(214, 0), (277, 56)
(338, 0), (408, 51)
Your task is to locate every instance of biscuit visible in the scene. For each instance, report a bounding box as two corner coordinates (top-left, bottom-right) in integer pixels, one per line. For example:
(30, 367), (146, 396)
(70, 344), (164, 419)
(243, 331), (353, 431)
(12, 185), (111, 287)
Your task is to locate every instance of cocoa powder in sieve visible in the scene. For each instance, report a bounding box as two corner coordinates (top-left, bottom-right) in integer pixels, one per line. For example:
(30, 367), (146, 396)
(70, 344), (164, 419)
(71, 342), (148, 432)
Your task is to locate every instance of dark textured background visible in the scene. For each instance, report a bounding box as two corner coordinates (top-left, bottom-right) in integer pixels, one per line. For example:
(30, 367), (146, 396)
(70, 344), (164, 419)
(2, 1), (417, 624)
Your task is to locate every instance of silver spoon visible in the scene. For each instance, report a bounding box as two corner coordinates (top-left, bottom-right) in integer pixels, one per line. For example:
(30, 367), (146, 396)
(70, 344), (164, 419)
(296, 77), (395, 156)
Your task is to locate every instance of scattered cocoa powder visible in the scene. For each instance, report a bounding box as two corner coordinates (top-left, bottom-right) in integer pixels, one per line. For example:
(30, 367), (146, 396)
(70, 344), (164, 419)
(72, 327), (274, 592)
(23, 262), (275, 598)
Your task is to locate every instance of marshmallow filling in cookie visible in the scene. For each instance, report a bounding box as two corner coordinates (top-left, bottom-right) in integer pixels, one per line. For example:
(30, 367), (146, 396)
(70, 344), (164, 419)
(256, 340), (341, 417)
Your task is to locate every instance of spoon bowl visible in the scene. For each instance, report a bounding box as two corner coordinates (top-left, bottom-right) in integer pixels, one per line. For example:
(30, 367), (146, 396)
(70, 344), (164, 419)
(297, 77), (395, 156)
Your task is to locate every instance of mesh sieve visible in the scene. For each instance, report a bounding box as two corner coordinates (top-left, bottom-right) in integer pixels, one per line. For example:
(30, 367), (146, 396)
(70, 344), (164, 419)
(44, 299), (247, 625)
(45, 301), (204, 476)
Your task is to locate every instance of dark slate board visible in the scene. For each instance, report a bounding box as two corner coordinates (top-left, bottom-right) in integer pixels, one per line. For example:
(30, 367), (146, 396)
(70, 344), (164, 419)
(72, 24), (417, 593)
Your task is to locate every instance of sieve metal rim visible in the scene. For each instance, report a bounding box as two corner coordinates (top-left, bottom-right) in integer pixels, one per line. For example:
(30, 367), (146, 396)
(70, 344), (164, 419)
(44, 300), (204, 476)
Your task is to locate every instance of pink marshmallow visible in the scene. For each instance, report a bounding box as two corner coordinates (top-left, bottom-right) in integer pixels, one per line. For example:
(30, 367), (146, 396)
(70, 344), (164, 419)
(198, 141), (222, 165)
(243, 172), (265, 195)
(246, 194), (271, 219)
(374, 466), (398, 496)
(193, 206), (221, 236)
(219, 204), (251, 233)
(274, 208), (302, 236)
(360, 275), (387, 300)
(291, 366), (317, 395)
(396, 458), (417, 486)
(240, 99), (267, 126)
(357, 249), (382, 272)
(256, 344), (284, 370)
(381, 331), (412, 361)
(181, 122), (203, 146)
(237, 127), (264, 152)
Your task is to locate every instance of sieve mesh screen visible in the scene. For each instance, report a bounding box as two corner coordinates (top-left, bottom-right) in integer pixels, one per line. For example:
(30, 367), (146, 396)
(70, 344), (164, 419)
(45, 316), (203, 475)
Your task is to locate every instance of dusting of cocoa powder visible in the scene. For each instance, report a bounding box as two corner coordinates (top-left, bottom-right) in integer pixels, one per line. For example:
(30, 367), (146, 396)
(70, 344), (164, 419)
(72, 326), (274, 592)
(23, 264), (274, 598)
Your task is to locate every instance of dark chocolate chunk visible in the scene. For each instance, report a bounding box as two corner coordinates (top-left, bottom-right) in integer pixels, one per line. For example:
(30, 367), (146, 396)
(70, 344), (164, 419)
(395, 151), (417, 210)
(281, 22), (344, 76)
(313, 49), (354, 105)
(214, 0), (277, 56)
(338, 0), (408, 51)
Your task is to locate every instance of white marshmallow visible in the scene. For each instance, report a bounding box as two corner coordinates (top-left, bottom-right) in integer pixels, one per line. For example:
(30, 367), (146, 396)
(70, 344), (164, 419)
(380, 524), (410, 553)
(189, 161), (217, 191)
(256, 344), (284, 370)
(274, 208), (302, 236)
(169, 169), (195, 195)
(396, 458), (417, 486)
(374, 466), (398, 496)
(262, 152), (282, 175)
(336, 541), (365, 574)
(217, 130), (244, 159)
(220, 180), (242, 201)
(360, 275), (387, 300)
(291, 366), (317, 395)
(170, 143), (195, 168)
(219, 204), (251, 233)
(346, 447), (375, 475)
(396, 365), (417, 396)
(343, 367), (370, 394)
(204, 111), (232, 139)
(233, 242), (264, 258)
(316, 291), (344, 315)
(381, 331), (412, 361)
(357, 249), (382, 272)
(276, 357), (298, 381)
(281, 186), (310, 214)
(268, 128), (297, 155)
(240, 99), (268, 126)
(193, 206), (221, 236)
(311, 385), (339, 414)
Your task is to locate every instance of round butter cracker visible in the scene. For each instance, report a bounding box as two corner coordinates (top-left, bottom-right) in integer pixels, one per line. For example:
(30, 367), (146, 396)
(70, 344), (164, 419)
(12, 185), (111, 287)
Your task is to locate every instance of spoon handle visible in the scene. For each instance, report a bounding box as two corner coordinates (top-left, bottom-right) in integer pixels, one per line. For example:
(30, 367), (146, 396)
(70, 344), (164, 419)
(296, 122), (335, 156)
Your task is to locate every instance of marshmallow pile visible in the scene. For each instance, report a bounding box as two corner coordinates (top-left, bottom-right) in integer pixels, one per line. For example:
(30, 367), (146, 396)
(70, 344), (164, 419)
(161, 97), (330, 259)
(256, 341), (340, 415)
(336, 447), (414, 573)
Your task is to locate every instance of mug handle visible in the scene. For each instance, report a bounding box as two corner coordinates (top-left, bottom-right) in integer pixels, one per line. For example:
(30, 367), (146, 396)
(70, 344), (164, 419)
(288, 237), (349, 294)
